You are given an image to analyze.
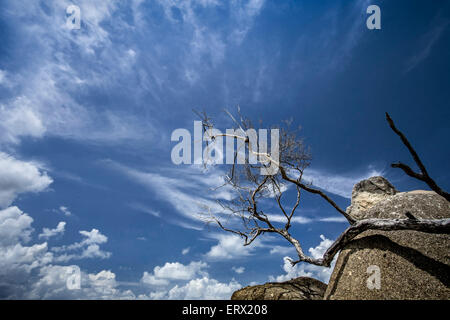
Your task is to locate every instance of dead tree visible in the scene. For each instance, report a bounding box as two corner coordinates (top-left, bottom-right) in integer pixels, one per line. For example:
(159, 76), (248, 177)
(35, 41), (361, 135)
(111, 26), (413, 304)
(198, 109), (450, 267)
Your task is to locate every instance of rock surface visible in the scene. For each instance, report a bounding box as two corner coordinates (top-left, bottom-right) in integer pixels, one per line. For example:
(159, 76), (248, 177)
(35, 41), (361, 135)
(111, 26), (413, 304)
(231, 277), (327, 300)
(325, 177), (450, 300)
(346, 176), (398, 220)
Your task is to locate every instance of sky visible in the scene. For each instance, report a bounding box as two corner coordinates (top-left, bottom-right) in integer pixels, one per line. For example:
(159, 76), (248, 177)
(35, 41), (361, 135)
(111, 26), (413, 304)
(0, 0), (449, 299)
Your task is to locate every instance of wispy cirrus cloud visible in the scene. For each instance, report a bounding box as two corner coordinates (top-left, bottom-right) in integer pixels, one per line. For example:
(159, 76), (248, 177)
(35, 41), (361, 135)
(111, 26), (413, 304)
(104, 161), (234, 228)
(302, 166), (384, 199)
(405, 20), (449, 73)
(0, 1), (157, 146)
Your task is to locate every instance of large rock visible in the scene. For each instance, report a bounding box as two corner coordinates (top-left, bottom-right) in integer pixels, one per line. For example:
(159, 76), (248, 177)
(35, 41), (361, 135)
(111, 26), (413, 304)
(231, 277), (327, 300)
(325, 177), (450, 300)
(346, 176), (398, 220)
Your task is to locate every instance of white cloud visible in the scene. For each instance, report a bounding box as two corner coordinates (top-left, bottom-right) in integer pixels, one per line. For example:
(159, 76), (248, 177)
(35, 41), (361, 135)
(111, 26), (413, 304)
(141, 273), (170, 286)
(0, 206), (53, 298)
(142, 261), (208, 285)
(317, 216), (348, 223)
(59, 206), (72, 217)
(0, 100), (46, 144)
(182, 247), (190, 255)
(269, 245), (295, 256)
(0, 152), (53, 208)
(29, 266), (136, 300)
(163, 277), (241, 300)
(268, 214), (348, 225)
(269, 235), (337, 284)
(0, 242), (53, 280)
(232, 266), (245, 274)
(267, 214), (313, 225)
(39, 222), (66, 240)
(0, 205), (134, 299)
(0, 206), (34, 246)
(205, 233), (258, 260)
(52, 228), (111, 262)
(141, 259), (242, 300)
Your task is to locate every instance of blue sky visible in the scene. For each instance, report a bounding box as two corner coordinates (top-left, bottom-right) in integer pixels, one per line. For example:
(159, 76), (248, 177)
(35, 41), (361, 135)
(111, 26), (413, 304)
(0, 0), (449, 299)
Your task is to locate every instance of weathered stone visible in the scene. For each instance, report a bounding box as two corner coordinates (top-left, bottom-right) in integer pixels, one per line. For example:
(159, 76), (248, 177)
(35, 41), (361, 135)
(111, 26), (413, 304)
(346, 176), (398, 220)
(231, 277), (327, 300)
(325, 179), (450, 300)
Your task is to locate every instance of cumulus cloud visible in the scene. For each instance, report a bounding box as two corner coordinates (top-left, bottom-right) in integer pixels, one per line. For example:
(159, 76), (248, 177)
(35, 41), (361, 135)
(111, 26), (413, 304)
(141, 259), (242, 300)
(28, 266), (136, 300)
(205, 233), (259, 260)
(0, 206), (51, 298)
(52, 229), (111, 262)
(39, 222), (66, 240)
(0, 206), (34, 246)
(0, 207), (53, 286)
(142, 261), (208, 286)
(160, 277), (241, 300)
(0, 152), (53, 208)
(0, 205), (133, 299)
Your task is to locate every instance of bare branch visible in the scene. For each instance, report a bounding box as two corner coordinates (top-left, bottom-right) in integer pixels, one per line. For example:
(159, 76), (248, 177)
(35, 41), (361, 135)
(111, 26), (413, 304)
(289, 217), (450, 267)
(386, 112), (450, 202)
(279, 166), (356, 224)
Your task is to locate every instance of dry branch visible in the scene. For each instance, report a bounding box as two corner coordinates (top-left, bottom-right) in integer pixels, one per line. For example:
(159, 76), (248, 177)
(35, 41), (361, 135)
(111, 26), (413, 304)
(386, 112), (450, 202)
(289, 217), (450, 267)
